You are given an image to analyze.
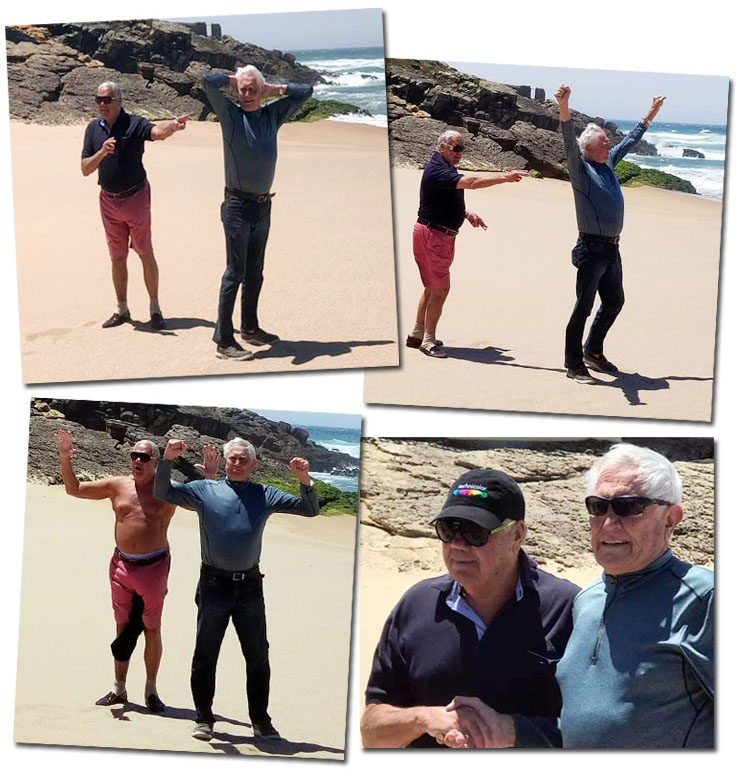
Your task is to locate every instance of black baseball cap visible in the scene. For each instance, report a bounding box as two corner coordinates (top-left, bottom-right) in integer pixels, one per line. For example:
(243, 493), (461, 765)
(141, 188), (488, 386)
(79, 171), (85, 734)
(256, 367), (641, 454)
(430, 469), (525, 529)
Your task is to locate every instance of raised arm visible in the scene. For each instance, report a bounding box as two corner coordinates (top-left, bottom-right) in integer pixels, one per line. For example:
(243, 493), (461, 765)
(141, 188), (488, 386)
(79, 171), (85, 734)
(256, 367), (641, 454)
(194, 444), (221, 480)
(201, 73), (237, 130)
(54, 429), (111, 499)
(265, 458), (320, 516)
(267, 82), (314, 126)
(152, 439), (203, 509)
(150, 115), (190, 141)
(555, 85), (589, 188)
(609, 94), (665, 165)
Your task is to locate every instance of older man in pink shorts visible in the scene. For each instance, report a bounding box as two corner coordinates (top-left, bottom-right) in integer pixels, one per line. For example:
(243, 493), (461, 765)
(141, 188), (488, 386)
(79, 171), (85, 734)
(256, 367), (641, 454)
(407, 130), (527, 358)
(81, 80), (189, 330)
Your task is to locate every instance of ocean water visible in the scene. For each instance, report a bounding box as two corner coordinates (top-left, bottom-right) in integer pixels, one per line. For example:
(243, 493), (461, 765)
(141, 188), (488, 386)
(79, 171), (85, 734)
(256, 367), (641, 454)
(297, 424), (361, 493)
(614, 120), (726, 200)
(291, 46), (387, 127)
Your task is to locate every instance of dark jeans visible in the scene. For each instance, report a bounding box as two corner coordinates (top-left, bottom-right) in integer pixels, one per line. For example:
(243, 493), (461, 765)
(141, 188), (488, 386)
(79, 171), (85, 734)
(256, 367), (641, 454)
(564, 239), (625, 368)
(191, 571), (271, 725)
(213, 195), (271, 345)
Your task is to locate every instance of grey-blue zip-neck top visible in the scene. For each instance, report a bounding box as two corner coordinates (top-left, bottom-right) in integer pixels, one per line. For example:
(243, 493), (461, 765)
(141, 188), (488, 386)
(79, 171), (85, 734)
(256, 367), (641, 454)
(556, 549), (714, 748)
(202, 74), (313, 195)
(154, 459), (319, 571)
(562, 119), (647, 238)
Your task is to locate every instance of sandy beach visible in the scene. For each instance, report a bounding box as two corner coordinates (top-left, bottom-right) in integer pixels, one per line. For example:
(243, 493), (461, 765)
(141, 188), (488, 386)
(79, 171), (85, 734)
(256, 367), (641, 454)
(364, 168), (721, 421)
(11, 120), (398, 383)
(15, 483), (356, 758)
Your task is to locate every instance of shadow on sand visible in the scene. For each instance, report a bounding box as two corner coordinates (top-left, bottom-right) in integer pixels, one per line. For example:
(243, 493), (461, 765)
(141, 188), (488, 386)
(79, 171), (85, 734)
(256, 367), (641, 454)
(437, 345), (713, 407)
(253, 338), (396, 366)
(108, 702), (342, 756)
(130, 317), (216, 335)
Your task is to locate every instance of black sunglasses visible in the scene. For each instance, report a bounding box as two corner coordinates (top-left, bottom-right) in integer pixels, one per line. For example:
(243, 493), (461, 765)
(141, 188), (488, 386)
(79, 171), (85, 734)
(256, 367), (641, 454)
(130, 451), (152, 462)
(435, 517), (515, 547)
(446, 143), (465, 153)
(95, 95), (117, 105)
(585, 496), (673, 517)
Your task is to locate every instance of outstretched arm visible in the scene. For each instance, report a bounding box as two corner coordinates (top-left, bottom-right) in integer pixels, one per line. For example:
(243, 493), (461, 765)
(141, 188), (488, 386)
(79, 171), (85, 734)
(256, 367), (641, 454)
(150, 115), (190, 141)
(642, 95), (666, 127)
(266, 458), (320, 517)
(457, 170), (527, 190)
(54, 429), (111, 499)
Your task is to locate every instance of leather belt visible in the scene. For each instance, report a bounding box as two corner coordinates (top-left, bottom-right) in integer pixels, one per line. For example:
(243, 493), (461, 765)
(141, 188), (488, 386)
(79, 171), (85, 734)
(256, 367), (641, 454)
(578, 232), (620, 244)
(101, 181), (146, 200)
(114, 547), (169, 566)
(417, 218), (459, 236)
(225, 187), (274, 204)
(201, 563), (263, 581)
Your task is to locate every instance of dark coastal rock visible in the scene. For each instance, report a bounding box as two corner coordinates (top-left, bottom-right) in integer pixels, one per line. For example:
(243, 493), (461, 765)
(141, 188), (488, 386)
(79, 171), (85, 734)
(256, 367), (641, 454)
(683, 148), (705, 158)
(631, 138), (659, 156)
(6, 19), (324, 125)
(385, 58), (675, 188)
(27, 399), (358, 485)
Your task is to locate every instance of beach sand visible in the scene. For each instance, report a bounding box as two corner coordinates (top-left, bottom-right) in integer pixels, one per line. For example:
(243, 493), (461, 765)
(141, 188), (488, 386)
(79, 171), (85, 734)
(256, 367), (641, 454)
(364, 168), (721, 421)
(11, 120), (398, 383)
(15, 483), (356, 759)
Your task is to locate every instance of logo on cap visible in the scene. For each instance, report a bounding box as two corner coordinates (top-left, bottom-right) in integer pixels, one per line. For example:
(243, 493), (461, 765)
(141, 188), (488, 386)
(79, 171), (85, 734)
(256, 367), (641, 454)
(453, 487), (488, 498)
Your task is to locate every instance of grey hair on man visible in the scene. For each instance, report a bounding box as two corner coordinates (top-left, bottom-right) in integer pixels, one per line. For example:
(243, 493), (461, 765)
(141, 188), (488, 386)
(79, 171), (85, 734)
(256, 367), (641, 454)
(436, 129), (463, 151)
(583, 443), (683, 504)
(98, 80), (122, 100)
(223, 437), (257, 461)
(133, 439), (160, 460)
(235, 65), (265, 88)
(577, 122), (608, 155)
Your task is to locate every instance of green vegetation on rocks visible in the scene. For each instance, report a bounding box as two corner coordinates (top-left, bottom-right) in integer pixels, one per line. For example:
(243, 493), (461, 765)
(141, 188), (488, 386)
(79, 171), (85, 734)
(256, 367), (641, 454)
(615, 161), (697, 194)
(254, 474), (358, 516)
(289, 98), (371, 122)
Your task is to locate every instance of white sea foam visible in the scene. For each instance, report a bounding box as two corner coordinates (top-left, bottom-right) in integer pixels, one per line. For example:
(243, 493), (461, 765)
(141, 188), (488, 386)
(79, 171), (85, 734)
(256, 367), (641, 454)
(301, 57), (383, 70)
(319, 72), (382, 88)
(328, 112), (388, 127)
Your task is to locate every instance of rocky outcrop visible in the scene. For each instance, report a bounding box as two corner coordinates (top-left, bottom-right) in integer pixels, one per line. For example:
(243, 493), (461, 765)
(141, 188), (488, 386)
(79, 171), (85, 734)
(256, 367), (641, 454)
(615, 161), (697, 194)
(27, 399), (358, 485)
(360, 438), (714, 572)
(6, 20), (324, 124)
(683, 148), (705, 158)
(386, 58), (663, 182)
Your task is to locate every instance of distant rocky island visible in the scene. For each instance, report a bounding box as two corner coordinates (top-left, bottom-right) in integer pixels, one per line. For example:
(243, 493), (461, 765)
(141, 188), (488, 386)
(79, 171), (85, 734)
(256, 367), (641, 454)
(386, 59), (696, 194)
(6, 20), (365, 124)
(27, 399), (359, 516)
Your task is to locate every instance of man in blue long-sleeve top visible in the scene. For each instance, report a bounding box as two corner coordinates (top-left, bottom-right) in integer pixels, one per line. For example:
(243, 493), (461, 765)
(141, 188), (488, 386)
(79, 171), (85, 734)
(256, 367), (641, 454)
(555, 85), (665, 384)
(154, 436), (320, 742)
(201, 66), (313, 361)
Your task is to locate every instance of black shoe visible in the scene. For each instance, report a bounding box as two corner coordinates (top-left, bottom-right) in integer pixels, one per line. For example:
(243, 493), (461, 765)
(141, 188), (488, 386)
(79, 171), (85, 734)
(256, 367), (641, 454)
(420, 343), (448, 359)
(216, 341), (254, 361)
(583, 350), (618, 373)
(150, 312), (166, 331)
(406, 335), (443, 349)
(192, 722), (214, 741)
(253, 720), (281, 739)
(146, 693), (166, 713)
(567, 366), (598, 384)
(102, 311), (130, 329)
(241, 328), (279, 346)
(95, 690), (127, 706)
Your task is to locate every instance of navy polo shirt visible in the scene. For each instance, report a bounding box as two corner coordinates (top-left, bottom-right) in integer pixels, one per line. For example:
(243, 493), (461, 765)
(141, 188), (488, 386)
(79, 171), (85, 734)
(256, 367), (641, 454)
(417, 151), (466, 231)
(365, 551), (579, 747)
(82, 109), (154, 193)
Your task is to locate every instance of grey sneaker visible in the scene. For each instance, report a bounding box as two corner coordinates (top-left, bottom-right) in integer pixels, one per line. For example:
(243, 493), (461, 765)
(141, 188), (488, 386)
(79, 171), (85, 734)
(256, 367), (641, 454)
(192, 722), (214, 741)
(567, 366), (598, 384)
(583, 350), (618, 373)
(216, 342), (254, 361)
(253, 720), (281, 739)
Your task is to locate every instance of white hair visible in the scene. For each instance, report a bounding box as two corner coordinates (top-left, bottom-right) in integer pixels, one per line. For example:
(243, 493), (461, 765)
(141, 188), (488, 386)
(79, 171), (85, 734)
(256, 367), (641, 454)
(235, 65), (265, 88)
(577, 122), (607, 155)
(133, 439), (160, 460)
(584, 443), (683, 504)
(98, 81), (122, 100)
(437, 129), (463, 151)
(223, 437), (256, 461)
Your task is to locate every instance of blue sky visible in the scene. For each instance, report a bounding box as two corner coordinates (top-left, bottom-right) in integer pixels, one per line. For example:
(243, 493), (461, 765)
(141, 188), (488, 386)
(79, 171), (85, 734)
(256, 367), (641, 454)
(448, 61), (729, 125)
(170, 8), (384, 52)
(253, 409), (361, 430)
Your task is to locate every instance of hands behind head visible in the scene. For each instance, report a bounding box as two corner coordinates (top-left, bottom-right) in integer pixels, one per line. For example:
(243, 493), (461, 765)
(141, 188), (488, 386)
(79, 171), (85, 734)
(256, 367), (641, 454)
(164, 438), (187, 460)
(554, 84), (571, 104)
(54, 429), (75, 458)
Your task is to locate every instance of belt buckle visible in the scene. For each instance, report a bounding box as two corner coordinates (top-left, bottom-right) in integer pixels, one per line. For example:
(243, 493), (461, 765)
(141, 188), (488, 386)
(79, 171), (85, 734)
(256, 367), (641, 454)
(232, 571), (246, 581)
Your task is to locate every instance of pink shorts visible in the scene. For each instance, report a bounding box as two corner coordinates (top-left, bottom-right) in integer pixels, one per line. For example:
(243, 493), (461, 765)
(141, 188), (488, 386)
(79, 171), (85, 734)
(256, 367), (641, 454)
(99, 182), (153, 261)
(413, 222), (456, 290)
(109, 549), (170, 629)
